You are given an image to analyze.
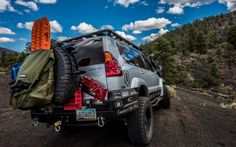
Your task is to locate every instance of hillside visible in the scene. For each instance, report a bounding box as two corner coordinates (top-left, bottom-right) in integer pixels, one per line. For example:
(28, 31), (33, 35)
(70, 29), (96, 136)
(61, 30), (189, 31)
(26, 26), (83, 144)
(142, 11), (236, 97)
(0, 47), (26, 71)
(0, 47), (18, 59)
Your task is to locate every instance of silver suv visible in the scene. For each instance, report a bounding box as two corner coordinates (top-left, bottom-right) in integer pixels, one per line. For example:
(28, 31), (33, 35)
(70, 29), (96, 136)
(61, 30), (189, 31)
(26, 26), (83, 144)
(31, 29), (170, 144)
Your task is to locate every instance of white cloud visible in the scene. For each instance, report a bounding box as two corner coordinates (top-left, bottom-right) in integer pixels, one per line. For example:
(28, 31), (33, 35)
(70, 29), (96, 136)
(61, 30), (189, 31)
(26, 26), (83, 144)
(17, 21), (34, 30)
(101, 24), (114, 30)
(159, 28), (169, 36)
(142, 33), (159, 42)
(140, 1), (148, 6)
(0, 37), (15, 43)
(132, 30), (142, 34)
(17, 20), (62, 33)
(115, 0), (140, 7)
(142, 28), (168, 42)
(24, 9), (31, 13)
(57, 36), (70, 42)
(0, 27), (16, 35)
(17, 22), (24, 28)
(160, 0), (215, 14)
(17, 22), (35, 30)
(104, 5), (108, 9)
(70, 22), (138, 42)
(160, 0), (236, 13)
(122, 17), (171, 33)
(159, 0), (214, 7)
(218, 0), (236, 11)
(50, 20), (63, 33)
(171, 23), (180, 27)
(0, 0), (17, 13)
(15, 0), (39, 11)
(19, 38), (27, 41)
(156, 7), (165, 14)
(167, 5), (184, 14)
(34, 0), (57, 4)
(71, 22), (97, 34)
(25, 22), (34, 30)
(115, 31), (136, 41)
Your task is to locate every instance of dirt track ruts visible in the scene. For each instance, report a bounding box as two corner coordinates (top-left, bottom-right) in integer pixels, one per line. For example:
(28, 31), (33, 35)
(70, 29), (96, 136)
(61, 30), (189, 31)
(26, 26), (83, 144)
(0, 74), (235, 147)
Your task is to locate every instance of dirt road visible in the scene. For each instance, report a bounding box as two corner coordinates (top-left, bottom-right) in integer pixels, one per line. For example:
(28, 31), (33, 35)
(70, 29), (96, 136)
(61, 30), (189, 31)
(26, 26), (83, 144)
(0, 74), (235, 147)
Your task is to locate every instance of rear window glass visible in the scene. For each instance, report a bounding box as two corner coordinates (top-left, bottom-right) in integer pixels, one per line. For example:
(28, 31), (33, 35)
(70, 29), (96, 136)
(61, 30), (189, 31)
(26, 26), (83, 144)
(74, 38), (104, 67)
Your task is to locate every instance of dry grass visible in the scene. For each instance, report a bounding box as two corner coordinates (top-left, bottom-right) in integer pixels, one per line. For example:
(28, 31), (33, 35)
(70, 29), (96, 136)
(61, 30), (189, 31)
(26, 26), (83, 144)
(166, 85), (180, 100)
(220, 102), (236, 109)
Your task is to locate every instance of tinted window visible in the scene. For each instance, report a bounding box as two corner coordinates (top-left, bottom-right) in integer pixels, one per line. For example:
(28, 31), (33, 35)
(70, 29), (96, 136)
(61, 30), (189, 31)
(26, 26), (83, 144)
(74, 38), (104, 66)
(142, 55), (154, 71)
(117, 43), (136, 65)
(130, 49), (146, 69)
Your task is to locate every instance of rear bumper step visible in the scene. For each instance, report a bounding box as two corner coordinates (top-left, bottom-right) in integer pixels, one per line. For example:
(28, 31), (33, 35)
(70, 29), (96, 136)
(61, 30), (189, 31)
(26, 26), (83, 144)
(31, 89), (138, 125)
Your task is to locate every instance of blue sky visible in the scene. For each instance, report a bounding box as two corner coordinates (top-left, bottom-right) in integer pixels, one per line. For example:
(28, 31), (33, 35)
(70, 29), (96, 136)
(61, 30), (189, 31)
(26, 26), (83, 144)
(0, 0), (235, 52)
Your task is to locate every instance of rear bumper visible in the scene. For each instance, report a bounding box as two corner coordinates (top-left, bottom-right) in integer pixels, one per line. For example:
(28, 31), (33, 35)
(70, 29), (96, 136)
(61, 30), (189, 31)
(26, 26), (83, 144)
(31, 89), (138, 126)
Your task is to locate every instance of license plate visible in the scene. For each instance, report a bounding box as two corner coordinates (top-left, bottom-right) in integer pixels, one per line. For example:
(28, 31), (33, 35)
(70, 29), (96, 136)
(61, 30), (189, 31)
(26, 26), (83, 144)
(76, 109), (97, 121)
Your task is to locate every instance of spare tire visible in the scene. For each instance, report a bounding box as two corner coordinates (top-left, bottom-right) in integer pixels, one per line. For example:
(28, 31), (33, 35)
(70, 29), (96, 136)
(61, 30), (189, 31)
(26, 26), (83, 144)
(53, 47), (77, 104)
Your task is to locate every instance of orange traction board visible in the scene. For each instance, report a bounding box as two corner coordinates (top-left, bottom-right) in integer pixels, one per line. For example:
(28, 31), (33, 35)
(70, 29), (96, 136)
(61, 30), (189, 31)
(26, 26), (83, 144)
(31, 17), (51, 51)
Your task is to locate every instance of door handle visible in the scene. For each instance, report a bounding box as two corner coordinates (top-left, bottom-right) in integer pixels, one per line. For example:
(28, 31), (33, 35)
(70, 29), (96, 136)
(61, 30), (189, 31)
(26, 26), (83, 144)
(141, 71), (145, 75)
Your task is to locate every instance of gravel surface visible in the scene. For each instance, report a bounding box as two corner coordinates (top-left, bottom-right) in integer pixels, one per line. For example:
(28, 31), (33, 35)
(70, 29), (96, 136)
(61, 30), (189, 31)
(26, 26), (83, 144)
(0, 74), (235, 147)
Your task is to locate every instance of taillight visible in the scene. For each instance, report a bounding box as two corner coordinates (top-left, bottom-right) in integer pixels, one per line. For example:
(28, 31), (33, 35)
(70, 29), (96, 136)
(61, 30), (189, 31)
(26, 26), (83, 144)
(105, 51), (122, 77)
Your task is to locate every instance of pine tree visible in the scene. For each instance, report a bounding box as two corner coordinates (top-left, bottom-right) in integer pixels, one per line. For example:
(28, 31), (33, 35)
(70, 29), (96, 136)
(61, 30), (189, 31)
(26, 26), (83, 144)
(206, 63), (219, 87)
(188, 27), (196, 52)
(227, 25), (236, 49)
(24, 42), (32, 53)
(209, 32), (219, 48)
(0, 51), (6, 66)
(195, 31), (207, 54)
(154, 38), (177, 84)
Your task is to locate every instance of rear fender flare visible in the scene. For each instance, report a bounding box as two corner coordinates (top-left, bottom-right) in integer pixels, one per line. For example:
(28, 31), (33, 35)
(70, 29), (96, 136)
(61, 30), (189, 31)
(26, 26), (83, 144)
(130, 77), (147, 90)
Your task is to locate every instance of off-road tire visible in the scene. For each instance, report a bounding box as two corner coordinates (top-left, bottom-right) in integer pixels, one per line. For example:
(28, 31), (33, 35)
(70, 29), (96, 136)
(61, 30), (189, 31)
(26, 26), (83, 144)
(53, 47), (77, 104)
(159, 85), (170, 109)
(127, 97), (153, 144)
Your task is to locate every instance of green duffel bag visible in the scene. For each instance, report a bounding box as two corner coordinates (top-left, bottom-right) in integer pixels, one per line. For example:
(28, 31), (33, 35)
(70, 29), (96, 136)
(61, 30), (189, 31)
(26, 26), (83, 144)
(10, 49), (55, 110)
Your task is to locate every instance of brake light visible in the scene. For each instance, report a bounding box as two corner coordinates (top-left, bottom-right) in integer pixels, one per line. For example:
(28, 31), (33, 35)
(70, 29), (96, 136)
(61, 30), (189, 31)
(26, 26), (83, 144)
(105, 51), (122, 77)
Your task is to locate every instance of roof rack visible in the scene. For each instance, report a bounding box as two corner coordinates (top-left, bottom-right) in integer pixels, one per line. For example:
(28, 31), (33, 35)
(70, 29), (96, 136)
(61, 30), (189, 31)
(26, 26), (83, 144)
(58, 29), (142, 50)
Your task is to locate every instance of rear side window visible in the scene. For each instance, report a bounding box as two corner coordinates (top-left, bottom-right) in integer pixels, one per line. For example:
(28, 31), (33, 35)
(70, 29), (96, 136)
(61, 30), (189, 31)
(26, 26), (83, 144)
(117, 43), (136, 66)
(142, 55), (154, 71)
(74, 38), (104, 67)
(130, 49), (146, 69)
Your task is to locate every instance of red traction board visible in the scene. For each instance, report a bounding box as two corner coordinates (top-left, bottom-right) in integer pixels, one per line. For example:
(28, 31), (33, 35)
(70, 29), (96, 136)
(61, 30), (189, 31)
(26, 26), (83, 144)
(63, 76), (107, 111)
(64, 88), (82, 110)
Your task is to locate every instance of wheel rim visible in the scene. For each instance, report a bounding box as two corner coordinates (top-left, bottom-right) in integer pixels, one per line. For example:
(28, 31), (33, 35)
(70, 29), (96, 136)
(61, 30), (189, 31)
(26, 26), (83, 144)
(144, 107), (151, 135)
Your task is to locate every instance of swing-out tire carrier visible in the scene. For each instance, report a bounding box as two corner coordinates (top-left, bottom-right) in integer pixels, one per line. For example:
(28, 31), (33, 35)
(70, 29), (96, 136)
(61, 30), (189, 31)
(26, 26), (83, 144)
(31, 89), (138, 126)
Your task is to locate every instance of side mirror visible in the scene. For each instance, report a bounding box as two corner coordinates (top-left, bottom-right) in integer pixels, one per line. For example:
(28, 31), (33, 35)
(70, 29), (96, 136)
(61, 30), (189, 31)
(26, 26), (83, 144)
(148, 54), (157, 60)
(155, 65), (163, 77)
(157, 65), (162, 71)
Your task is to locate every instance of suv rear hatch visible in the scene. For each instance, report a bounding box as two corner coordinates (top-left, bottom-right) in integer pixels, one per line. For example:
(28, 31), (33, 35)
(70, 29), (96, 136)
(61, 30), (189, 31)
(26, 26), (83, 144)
(72, 37), (108, 100)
